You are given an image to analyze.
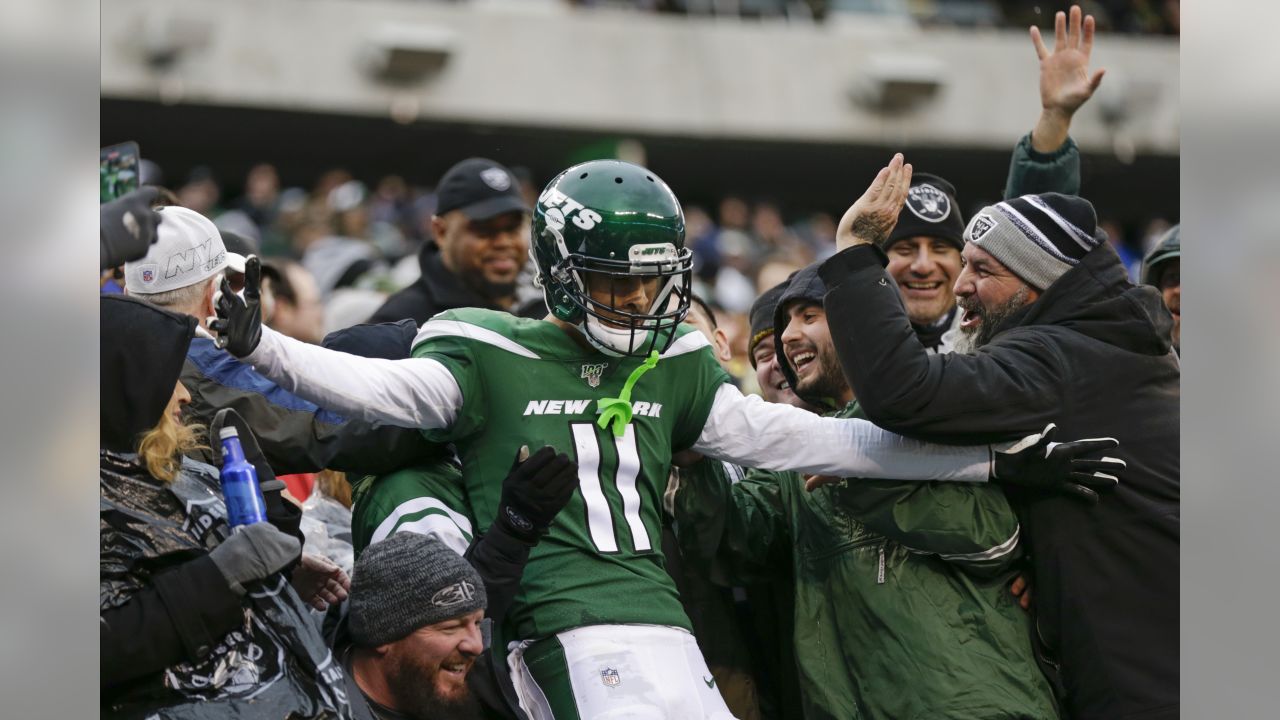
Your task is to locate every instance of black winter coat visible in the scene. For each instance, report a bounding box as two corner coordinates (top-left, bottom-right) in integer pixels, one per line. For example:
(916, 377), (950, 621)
(368, 242), (504, 325)
(818, 242), (1179, 720)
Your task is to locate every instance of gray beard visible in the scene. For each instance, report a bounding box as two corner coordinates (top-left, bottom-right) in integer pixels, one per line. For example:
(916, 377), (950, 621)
(954, 286), (1033, 355)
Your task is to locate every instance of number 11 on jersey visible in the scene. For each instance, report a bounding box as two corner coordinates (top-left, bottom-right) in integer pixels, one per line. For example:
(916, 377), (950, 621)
(570, 423), (652, 554)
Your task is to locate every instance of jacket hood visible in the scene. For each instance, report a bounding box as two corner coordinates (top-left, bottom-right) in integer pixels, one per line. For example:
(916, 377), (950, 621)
(1000, 242), (1173, 356)
(1141, 223), (1180, 286)
(100, 295), (197, 452)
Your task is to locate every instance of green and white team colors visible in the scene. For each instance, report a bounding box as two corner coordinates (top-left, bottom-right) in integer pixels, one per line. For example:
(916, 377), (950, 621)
(408, 311), (728, 640)
(510, 624), (735, 720)
(243, 309), (1000, 713)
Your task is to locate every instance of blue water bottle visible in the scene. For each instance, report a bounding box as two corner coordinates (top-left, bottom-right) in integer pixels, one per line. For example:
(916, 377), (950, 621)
(219, 426), (268, 527)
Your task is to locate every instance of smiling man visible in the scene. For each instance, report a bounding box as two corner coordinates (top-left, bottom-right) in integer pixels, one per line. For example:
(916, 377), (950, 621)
(671, 260), (1061, 720)
(214, 159), (1119, 720)
(344, 532), (488, 720)
(370, 157), (531, 324)
(821, 154), (1180, 720)
(879, 173), (968, 353)
(774, 267), (852, 411)
(749, 281), (822, 412)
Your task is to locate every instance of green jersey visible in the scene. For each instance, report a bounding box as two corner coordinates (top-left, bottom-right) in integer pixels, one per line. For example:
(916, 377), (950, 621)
(411, 308), (730, 642)
(350, 457), (474, 558)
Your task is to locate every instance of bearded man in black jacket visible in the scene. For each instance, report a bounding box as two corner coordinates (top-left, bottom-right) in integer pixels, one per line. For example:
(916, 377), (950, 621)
(813, 154), (1179, 720)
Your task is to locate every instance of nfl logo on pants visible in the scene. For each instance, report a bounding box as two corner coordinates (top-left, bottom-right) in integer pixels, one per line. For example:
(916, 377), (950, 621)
(600, 667), (621, 687)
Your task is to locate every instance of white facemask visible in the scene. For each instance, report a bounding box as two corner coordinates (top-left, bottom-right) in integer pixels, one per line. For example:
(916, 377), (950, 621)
(582, 315), (651, 357)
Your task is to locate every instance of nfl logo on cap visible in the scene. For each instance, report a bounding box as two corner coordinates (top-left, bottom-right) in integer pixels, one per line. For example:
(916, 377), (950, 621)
(141, 268), (155, 283)
(480, 167), (511, 191)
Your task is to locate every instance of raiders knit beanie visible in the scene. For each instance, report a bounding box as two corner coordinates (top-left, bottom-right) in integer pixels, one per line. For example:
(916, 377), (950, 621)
(349, 533), (487, 647)
(882, 173), (965, 251)
(747, 280), (790, 365)
(964, 192), (1105, 291)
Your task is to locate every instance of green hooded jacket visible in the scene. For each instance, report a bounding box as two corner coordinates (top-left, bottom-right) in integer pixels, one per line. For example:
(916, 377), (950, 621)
(674, 403), (1059, 720)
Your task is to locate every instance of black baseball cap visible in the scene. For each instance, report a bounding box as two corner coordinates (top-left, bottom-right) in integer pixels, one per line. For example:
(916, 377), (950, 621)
(434, 157), (529, 220)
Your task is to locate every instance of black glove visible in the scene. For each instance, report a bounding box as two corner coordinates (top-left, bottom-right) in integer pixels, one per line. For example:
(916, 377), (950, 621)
(208, 522), (302, 595)
(496, 445), (579, 544)
(100, 186), (162, 270)
(992, 423), (1125, 504)
(209, 408), (279, 489)
(209, 254), (263, 357)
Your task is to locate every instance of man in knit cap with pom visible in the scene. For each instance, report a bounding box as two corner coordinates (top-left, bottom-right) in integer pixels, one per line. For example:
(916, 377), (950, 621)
(341, 532), (488, 720)
(816, 154), (1180, 720)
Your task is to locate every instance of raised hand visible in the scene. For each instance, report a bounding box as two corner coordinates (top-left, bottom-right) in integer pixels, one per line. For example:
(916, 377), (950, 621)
(209, 255), (263, 357)
(835, 152), (912, 252)
(1030, 5), (1106, 152)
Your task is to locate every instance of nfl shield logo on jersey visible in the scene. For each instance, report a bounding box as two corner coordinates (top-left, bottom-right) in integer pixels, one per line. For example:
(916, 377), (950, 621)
(601, 667), (621, 687)
(581, 363), (607, 388)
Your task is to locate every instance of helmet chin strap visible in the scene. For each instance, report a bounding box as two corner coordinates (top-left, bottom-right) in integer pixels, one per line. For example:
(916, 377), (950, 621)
(582, 315), (650, 357)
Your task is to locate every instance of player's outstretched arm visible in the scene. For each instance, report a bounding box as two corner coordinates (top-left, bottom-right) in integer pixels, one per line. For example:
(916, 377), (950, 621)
(211, 256), (462, 429)
(694, 385), (1126, 499)
(693, 383), (990, 482)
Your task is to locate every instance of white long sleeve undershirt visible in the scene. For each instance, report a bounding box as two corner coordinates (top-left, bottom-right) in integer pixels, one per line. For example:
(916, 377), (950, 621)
(693, 383), (991, 482)
(244, 325), (991, 482)
(245, 325), (462, 429)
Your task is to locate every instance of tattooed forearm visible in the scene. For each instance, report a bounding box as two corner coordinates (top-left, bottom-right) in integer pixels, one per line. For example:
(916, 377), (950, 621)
(850, 214), (894, 246)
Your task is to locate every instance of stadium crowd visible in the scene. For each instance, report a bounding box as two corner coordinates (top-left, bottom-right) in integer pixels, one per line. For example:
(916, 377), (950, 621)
(100, 7), (1179, 720)
(105, 158), (1174, 398)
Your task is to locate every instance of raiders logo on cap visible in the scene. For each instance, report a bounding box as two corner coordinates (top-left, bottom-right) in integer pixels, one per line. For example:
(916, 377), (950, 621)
(480, 167), (512, 191)
(967, 213), (997, 243)
(906, 184), (952, 223)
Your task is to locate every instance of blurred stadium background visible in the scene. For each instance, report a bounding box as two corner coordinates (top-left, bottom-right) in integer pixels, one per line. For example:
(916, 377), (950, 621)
(100, 0), (1178, 366)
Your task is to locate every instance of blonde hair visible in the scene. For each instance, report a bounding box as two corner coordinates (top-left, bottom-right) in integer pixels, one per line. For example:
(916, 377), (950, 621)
(315, 469), (352, 509)
(136, 411), (207, 483)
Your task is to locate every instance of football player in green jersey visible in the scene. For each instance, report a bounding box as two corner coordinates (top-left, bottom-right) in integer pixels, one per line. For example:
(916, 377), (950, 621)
(214, 160), (1125, 720)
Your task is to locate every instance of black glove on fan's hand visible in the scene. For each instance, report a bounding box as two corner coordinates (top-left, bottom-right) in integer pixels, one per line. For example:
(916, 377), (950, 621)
(208, 522), (302, 596)
(208, 408), (279, 489)
(209, 255), (263, 357)
(992, 423), (1126, 505)
(496, 445), (580, 544)
(100, 186), (162, 270)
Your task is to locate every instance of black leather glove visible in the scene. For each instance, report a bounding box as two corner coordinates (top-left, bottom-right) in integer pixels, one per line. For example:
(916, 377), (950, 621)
(208, 522), (302, 595)
(100, 186), (162, 270)
(992, 423), (1125, 504)
(209, 254), (263, 357)
(496, 445), (579, 544)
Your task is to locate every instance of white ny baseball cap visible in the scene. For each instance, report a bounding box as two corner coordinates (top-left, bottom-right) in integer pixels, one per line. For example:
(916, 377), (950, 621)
(124, 206), (246, 294)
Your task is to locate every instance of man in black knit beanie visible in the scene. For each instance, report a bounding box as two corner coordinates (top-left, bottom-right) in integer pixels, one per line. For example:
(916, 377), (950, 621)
(343, 533), (489, 720)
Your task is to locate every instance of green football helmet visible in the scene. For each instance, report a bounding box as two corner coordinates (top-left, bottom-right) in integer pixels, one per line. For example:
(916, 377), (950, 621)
(531, 160), (693, 357)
